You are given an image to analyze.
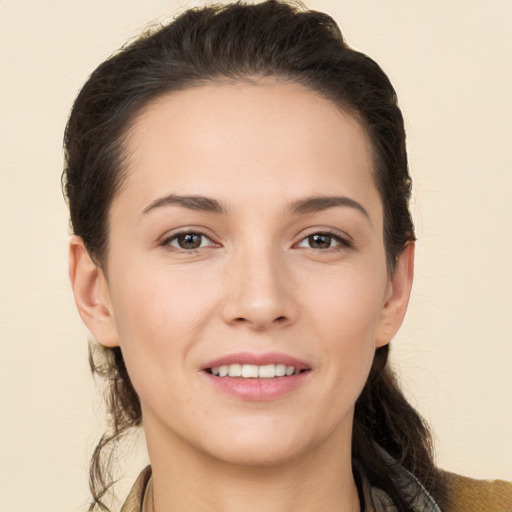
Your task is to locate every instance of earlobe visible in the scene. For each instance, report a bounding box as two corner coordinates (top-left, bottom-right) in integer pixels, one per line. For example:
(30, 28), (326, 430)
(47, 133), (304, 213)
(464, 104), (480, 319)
(69, 236), (120, 347)
(376, 242), (415, 348)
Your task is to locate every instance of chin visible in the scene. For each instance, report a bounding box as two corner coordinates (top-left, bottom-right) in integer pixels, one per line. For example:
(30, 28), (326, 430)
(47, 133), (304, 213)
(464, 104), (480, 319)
(197, 418), (324, 468)
(209, 440), (306, 468)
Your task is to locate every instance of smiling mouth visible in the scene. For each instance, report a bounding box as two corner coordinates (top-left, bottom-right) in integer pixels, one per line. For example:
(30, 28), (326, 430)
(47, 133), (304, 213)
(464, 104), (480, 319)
(206, 363), (308, 378)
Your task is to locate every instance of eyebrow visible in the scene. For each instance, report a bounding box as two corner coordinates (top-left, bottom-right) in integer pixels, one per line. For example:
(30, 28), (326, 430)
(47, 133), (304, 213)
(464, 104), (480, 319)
(141, 193), (369, 221)
(289, 195), (370, 220)
(142, 194), (227, 216)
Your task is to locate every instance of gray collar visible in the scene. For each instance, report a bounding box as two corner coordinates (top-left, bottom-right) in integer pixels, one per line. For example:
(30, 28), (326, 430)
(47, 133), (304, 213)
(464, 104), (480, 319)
(355, 455), (442, 512)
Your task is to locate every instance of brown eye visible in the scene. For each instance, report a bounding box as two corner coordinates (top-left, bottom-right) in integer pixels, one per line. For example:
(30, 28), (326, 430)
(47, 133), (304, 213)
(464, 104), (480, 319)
(307, 233), (335, 249)
(178, 233), (202, 249)
(167, 232), (212, 250)
(296, 232), (348, 250)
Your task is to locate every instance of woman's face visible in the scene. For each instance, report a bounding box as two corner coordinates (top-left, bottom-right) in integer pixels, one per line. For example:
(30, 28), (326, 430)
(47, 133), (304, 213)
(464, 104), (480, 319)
(77, 82), (412, 467)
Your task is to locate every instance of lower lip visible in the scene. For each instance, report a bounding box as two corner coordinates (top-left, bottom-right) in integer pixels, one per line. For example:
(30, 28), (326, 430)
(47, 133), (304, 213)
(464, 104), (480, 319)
(203, 371), (310, 401)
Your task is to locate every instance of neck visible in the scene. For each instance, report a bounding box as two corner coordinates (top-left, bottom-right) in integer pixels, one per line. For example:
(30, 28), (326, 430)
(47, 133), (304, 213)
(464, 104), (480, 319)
(144, 420), (360, 512)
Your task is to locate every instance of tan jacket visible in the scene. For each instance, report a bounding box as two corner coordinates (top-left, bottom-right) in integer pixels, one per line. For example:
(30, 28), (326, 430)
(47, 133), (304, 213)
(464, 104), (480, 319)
(121, 465), (512, 512)
(441, 471), (512, 512)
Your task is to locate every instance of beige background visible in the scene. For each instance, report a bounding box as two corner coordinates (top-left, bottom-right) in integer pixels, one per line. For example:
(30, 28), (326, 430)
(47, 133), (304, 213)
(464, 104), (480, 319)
(1, 0), (510, 510)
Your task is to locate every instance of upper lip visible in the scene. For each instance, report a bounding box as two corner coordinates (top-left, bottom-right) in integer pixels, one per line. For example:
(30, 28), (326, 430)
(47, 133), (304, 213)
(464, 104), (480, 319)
(201, 352), (311, 371)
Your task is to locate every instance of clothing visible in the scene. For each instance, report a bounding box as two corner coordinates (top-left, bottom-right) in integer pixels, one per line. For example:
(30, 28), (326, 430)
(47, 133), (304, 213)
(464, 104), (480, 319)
(120, 464), (512, 512)
(440, 471), (512, 512)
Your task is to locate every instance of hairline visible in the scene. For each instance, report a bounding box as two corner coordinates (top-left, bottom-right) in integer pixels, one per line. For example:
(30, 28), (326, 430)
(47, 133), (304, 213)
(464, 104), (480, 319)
(99, 74), (390, 273)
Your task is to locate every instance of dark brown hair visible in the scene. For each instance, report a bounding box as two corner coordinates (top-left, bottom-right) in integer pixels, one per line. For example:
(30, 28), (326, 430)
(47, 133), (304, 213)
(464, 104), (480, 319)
(63, 1), (446, 510)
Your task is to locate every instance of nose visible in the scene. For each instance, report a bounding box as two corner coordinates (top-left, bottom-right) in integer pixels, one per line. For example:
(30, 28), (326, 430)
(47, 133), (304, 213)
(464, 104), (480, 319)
(221, 244), (298, 331)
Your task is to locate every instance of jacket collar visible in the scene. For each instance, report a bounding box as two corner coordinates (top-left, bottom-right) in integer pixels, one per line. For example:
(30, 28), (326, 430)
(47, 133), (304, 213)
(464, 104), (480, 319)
(355, 458), (442, 512)
(121, 457), (442, 512)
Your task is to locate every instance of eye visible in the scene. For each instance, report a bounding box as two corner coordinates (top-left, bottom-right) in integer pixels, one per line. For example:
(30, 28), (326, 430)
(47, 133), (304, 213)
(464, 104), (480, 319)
(164, 231), (215, 250)
(296, 232), (349, 250)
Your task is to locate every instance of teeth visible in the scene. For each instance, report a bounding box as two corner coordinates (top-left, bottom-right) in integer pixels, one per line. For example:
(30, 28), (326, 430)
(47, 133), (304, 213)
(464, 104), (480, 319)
(275, 364), (286, 377)
(258, 364), (276, 378)
(242, 364), (259, 378)
(228, 364), (242, 377)
(210, 363), (301, 378)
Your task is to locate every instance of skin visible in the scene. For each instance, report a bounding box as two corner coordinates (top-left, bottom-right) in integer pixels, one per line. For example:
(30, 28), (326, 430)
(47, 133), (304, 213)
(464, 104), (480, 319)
(70, 81), (414, 512)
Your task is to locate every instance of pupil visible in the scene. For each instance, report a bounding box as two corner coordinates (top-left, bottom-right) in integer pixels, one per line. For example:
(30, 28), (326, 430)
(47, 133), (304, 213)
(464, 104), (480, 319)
(179, 233), (201, 249)
(310, 234), (331, 249)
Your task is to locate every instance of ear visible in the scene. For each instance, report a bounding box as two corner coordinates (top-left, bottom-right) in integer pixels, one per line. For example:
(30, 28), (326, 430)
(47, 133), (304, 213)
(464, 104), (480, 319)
(376, 242), (415, 348)
(68, 236), (120, 347)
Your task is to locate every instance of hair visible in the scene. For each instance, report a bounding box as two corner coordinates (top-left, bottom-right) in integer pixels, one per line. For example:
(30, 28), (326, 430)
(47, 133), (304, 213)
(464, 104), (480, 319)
(63, 1), (447, 510)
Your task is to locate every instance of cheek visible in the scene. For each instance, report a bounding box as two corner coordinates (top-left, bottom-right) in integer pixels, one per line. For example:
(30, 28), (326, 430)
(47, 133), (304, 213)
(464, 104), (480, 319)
(300, 261), (388, 390)
(107, 260), (219, 371)
(106, 263), (222, 418)
(303, 262), (388, 340)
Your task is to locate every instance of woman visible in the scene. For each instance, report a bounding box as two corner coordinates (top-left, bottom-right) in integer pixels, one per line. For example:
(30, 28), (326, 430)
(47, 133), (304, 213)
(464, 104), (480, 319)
(63, 1), (512, 511)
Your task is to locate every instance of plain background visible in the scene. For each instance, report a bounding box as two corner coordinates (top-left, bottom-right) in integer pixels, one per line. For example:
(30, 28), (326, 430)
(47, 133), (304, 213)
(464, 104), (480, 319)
(1, 0), (510, 510)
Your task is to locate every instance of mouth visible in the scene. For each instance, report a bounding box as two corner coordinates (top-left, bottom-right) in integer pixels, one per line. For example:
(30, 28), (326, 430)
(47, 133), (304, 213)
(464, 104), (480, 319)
(201, 353), (311, 400)
(205, 363), (307, 378)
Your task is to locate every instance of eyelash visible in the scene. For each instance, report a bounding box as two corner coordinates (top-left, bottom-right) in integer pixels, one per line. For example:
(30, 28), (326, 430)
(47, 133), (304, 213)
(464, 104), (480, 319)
(161, 229), (216, 251)
(295, 230), (352, 251)
(161, 229), (352, 252)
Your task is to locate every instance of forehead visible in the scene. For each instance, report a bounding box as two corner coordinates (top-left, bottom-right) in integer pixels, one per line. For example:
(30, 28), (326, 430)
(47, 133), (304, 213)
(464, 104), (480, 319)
(115, 82), (380, 219)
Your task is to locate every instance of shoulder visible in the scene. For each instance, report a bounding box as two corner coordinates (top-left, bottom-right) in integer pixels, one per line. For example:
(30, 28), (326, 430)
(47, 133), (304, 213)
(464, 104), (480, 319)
(441, 471), (512, 512)
(121, 465), (152, 512)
